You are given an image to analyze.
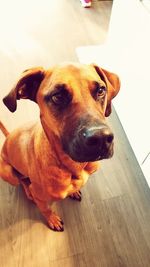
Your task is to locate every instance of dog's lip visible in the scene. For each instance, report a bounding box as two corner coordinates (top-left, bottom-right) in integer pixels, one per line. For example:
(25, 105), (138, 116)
(69, 151), (113, 163)
(62, 139), (114, 162)
(74, 144), (114, 162)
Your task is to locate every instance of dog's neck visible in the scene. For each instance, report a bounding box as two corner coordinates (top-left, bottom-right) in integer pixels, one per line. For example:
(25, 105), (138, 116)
(40, 118), (87, 176)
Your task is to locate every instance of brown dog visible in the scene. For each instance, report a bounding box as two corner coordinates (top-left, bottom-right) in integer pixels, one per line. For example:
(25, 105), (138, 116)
(0, 63), (120, 231)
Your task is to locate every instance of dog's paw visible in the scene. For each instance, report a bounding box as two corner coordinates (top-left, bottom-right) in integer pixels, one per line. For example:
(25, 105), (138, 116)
(69, 190), (82, 201)
(47, 213), (64, 232)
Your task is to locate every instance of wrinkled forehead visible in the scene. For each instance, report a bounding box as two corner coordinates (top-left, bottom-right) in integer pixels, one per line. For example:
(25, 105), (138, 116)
(39, 64), (107, 99)
(48, 64), (105, 86)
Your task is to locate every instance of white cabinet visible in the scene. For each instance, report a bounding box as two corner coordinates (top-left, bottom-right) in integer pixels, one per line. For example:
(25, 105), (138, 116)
(142, 153), (150, 186)
(106, 0), (150, 166)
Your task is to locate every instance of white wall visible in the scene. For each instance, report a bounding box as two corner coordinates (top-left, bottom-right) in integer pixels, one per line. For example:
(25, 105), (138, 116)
(77, 0), (150, 185)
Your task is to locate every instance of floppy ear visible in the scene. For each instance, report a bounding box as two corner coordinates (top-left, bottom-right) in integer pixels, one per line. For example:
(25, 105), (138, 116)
(3, 67), (45, 112)
(93, 65), (120, 117)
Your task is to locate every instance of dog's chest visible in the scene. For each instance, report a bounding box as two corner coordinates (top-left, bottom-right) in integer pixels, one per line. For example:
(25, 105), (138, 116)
(30, 158), (90, 200)
(32, 131), (98, 199)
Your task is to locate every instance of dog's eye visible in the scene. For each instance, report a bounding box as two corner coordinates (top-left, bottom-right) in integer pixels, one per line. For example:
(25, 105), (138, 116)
(97, 86), (106, 97)
(51, 93), (64, 105)
(51, 89), (72, 107)
(96, 84), (106, 99)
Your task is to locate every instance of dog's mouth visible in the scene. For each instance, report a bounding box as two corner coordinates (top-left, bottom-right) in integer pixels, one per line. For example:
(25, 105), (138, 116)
(77, 149), (113, 162)
(63, 141), (114, 163)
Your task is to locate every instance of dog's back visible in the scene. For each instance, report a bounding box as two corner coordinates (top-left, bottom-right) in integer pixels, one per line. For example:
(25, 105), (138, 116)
(0, 121), (40, 177)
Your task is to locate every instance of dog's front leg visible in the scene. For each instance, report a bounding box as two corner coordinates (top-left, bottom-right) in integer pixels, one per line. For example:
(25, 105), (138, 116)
(29, 184), (64, 231)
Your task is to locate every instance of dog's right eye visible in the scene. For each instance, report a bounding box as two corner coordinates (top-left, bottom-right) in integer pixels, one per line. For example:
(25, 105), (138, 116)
(51, 93), (64, 105)
(51, 90), (72, 107)
(45, 86), (72, 108)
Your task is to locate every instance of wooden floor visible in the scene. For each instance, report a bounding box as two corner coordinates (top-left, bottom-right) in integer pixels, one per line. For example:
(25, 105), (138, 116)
(0, 1), (150, 266)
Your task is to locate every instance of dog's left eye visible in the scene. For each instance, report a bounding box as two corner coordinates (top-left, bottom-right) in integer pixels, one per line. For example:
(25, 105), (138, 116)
(96, 86), (106, 98)
(94, 82), (106, 100)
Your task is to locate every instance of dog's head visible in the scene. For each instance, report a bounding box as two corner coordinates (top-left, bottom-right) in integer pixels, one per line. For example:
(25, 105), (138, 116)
(3, 63), (120, 162)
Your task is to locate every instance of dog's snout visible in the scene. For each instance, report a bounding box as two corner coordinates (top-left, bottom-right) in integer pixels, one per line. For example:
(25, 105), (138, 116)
(81, 127), (114, 148)
(62, 123), (114, 162)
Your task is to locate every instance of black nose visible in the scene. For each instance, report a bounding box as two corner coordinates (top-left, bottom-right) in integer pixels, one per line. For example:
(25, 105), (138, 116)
(81, 126), (114, 148)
